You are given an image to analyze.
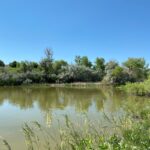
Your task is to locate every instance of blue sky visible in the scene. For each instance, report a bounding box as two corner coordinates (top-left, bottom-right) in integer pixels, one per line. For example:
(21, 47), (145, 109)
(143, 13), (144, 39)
(0, 0), (150, 64)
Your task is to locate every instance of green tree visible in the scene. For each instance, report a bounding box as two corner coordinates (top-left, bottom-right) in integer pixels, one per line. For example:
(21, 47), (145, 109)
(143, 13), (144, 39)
(20, 61), (28, 73)
(40, 48), (53, 74)
(103, 60), (119, 83)
(123, 58), (149, 82)
(105, 60), (118, 71)
(30, 62), (39, 69)
(53, 60), (68, 74)
(75, 56), (81, 66)
(75, 56), (92, 68)
(94, 57), (105, 71)
(19, 61), (37, 73)
(111, 66), (128, 84)
(80, 56), (92, 68)
(94, 57), (105, 77)
(0, 60), (5, 67)
(9, 61), (18, 68)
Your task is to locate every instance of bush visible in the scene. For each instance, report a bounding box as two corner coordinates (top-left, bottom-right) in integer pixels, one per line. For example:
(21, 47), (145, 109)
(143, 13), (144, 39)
(0, 72), (51, 86)
(23, 79), (33, 85)
(0, 73), (23, 86)
(57, 65), (102, 83)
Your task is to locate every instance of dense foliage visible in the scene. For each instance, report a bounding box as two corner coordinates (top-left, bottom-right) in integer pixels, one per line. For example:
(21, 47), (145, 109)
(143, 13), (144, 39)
(0, 49), (149, 85)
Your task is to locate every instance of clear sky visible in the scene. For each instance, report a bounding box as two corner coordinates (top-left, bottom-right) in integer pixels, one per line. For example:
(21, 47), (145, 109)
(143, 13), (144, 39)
(0, 0), (150, 64)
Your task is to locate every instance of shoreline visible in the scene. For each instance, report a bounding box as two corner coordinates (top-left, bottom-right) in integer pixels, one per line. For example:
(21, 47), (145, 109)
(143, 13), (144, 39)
(0, 82), (113, 88)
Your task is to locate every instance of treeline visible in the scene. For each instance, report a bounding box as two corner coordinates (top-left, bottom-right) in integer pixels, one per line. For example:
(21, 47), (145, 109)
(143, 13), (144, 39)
(0, 48), (149, 86)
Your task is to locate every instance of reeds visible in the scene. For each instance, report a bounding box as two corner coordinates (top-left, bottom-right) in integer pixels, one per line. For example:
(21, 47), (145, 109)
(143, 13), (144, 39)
(1, 101), (150, 150)
(19, 109), (150, 149)
(0, 137), (11, 150)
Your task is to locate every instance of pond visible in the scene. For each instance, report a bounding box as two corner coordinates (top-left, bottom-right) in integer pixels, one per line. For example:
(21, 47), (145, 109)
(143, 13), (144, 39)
(0, 86), (144, 149)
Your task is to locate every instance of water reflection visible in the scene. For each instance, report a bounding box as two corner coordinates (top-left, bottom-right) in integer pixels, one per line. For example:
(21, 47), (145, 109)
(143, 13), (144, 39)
(0, 86), (137, 150)
(0, 86), (123, 113)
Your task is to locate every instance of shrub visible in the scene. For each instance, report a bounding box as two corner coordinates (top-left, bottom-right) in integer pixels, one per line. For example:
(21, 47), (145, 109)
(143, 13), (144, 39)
(23, 79), (33, 85)
(57, 65), (102, 83)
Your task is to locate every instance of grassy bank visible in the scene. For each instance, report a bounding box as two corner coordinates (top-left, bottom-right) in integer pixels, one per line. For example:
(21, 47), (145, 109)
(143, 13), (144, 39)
(123, 77), (150, 96)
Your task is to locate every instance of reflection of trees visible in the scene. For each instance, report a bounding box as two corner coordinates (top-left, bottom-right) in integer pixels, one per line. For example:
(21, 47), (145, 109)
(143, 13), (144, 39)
(0, 86), (124, 113)
(99, 87), (124, 112)
(0, 87), (34, 109)
(60, 88), (106, 112)
(44, 110), (52, 128)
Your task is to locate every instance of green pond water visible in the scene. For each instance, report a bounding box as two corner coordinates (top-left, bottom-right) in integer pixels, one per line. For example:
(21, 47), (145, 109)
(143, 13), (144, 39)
(0, 86), (147, 149)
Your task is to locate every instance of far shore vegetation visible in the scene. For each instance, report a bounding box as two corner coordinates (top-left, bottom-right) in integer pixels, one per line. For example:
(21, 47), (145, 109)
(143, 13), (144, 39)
(0, 48), (149, 89)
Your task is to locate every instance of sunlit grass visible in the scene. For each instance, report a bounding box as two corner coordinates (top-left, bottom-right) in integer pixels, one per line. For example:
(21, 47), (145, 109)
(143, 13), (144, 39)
(123, 77), (150, 96)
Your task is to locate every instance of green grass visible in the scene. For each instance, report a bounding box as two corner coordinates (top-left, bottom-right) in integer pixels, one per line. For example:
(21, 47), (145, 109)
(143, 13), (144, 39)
(122, 77), (150, 96)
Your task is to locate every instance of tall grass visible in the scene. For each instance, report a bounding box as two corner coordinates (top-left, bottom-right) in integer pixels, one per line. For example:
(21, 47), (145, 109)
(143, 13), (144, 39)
(1, 101), (150, 150)
(17, 104), (150, 150)
(123, 77), (150, 96)
(0, 137), (11, 150)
